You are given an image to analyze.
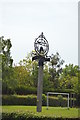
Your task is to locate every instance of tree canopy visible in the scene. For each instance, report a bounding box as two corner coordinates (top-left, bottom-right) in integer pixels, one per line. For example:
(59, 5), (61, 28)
(0, 36), (79, 95)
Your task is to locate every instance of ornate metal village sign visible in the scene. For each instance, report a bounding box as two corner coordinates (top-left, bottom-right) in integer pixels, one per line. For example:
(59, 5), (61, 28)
(32, 32), (50, 112)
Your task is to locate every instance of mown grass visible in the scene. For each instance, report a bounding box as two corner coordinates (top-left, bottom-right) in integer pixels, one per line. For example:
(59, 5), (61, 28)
(2, 106), (78, 118)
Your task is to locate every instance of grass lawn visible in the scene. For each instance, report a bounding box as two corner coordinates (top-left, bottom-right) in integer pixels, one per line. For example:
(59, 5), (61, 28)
(2, 106), (79, 118)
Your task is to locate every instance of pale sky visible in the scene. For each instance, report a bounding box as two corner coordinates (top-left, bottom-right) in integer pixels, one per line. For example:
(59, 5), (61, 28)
(0, 0), (78, 66)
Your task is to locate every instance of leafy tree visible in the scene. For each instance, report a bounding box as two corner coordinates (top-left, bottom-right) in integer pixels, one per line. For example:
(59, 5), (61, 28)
(59, 64), (79, 93)
(43, 64), (53, 91)
(1, 35), (79, 96)
(31, 61), (38, 87)
(0, 36), (13, 68)
(48, 52), (64, 89)
(0, 36), (13, 79)
(62, 64), (78, 77)
(13, 65), (33, 87)
(0, 36), (14, 94)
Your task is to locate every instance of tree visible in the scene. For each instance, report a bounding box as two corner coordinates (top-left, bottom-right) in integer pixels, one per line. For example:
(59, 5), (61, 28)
(62, 64), (78, 77)
(0, 36), (14, 94)
(13, 65), (33, 87)
(48, 52), (64, 89)
(59, 64), (79, 93)
(0, 36), (13, 68)
(31, 61), (38, 87)
(18, 53), (36, 87)
(0, 36), (13, 79)
(43, 64), (53, 91)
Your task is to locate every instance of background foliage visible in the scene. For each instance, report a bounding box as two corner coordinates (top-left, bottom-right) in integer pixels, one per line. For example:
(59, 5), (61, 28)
(0, 36), (79, 107)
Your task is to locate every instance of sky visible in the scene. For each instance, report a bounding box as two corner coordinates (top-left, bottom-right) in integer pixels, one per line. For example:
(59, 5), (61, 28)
(0, 0), (78, 66)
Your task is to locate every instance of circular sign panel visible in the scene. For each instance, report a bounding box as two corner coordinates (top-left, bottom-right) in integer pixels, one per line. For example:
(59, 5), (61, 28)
(34, 32), (49, 56)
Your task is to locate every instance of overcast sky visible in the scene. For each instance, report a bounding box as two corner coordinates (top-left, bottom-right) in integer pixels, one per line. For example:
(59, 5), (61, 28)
(0, 0), (78, 66)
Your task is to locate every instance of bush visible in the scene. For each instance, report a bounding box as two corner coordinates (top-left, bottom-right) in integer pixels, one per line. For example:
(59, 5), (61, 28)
(2, 84), (77, 96)
(2, 112), (79, 120)
(2, 95), (37, 106)
(2, 95), (69, 107)
(42, 94), (46, 106)
(15, 86), (37, 95)
(58, 95), (63, 106)
(2, 85), (37, 95)
(2, 84), (15, 95)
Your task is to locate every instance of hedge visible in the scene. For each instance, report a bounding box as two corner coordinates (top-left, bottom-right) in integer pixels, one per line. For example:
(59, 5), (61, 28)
(2, 112), (80, 120)
(2, 94), (72, 107)
(15, 86), (37, 95)
(43, 88), (75, 94)
(2, 95), (37, 106)
(2, 85), (76, 95)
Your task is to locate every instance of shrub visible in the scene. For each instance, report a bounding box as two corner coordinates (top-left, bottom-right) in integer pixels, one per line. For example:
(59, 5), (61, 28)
(2, 112), (79, 120)
(15, 86), (37, 95)
(42, 94), (47, 106)
(57, 95), (63, 106)
(2, 95), (69, 107)
(2, 85), (15, 95)
(2, 95), (37, 106)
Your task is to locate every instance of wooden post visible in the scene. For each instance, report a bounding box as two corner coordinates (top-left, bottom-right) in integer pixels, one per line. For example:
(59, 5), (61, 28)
(37, 65), (43, 112)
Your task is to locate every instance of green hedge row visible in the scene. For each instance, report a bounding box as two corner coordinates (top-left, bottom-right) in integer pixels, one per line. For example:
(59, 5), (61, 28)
(2, 85), (75, 95)
(2, 112), (79, 120)
(15, 86), (37, 95)
(2, 95), (69, 107)
(2, 86), (37, 95)
(2, 95), (37, 106)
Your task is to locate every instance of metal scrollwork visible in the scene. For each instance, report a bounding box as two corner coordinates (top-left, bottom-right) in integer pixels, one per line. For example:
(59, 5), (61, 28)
(34, 32), (49, 56)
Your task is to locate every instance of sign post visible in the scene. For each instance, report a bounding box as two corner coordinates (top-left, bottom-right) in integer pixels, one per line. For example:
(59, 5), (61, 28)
(37, 64), (43, 112)
(32, 32), (50, 112)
